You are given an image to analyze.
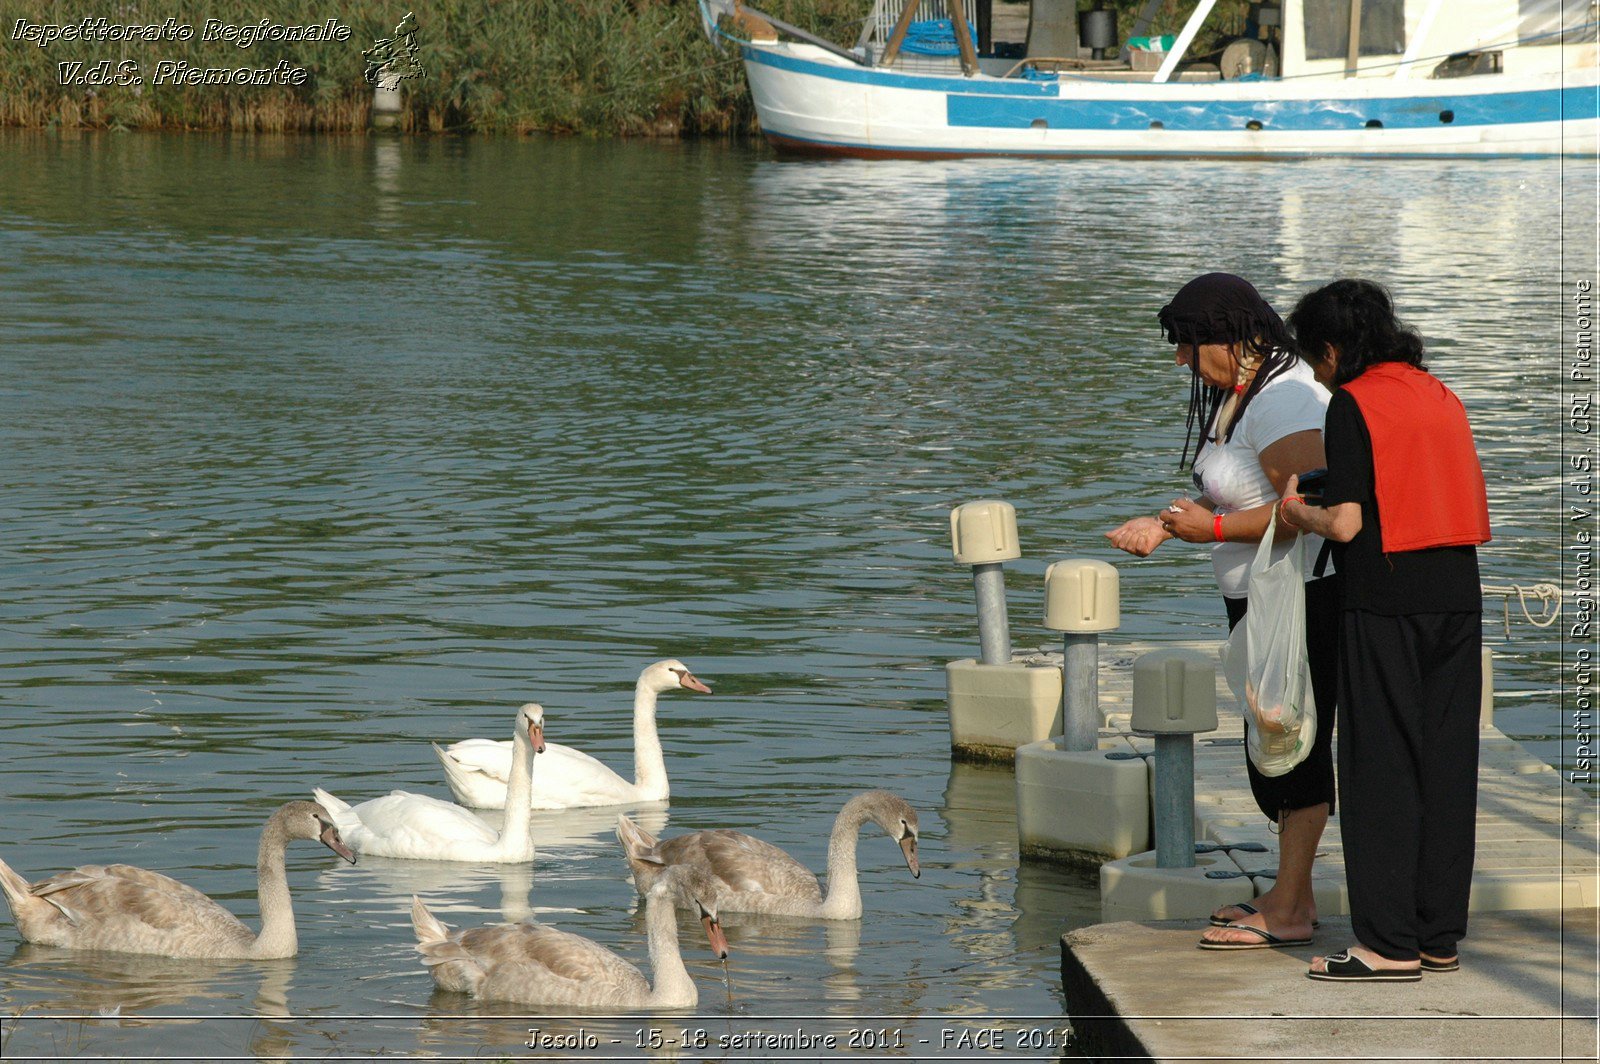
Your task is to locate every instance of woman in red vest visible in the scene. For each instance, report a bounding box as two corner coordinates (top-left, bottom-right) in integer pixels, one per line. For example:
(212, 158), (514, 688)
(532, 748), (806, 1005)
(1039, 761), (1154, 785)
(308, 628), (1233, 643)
(1283, 279), (1491, 983)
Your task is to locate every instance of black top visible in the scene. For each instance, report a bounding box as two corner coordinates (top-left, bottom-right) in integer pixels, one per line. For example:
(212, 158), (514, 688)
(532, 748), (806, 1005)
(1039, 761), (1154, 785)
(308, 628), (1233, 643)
(1322, 389), (1480, 615)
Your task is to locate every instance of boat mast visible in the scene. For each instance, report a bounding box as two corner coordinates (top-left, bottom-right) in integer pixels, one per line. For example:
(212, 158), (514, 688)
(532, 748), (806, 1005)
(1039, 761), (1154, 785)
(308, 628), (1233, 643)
(1394, 0), (1445, 79)
(1153, 0), (1220, 83)
(1345, 0), (1363, 76)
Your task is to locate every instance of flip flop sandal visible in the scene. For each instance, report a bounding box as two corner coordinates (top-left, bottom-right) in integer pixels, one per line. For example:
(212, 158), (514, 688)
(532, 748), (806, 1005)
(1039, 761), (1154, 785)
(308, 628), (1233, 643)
(1421, 956), (1460, 973)
(1209, 902), (1320, 930)
(1306, 949), (1421, 982)
(1198, 923), (1315, 950)
(1209, 901), (1259, 927)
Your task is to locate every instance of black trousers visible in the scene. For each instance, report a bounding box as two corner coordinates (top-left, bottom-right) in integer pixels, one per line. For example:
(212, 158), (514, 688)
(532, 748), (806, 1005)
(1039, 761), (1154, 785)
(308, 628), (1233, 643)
(1224, 572), (1341, 821)
(1337, 610), (1482, 961)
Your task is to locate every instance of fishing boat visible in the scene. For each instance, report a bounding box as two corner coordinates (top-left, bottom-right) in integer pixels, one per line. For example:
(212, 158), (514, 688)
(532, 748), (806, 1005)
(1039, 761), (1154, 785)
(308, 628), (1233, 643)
(698, 0), (1599, 157)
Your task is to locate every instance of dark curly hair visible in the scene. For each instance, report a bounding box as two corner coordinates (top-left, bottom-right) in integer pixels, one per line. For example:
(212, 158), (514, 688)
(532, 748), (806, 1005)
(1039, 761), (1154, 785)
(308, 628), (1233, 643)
(1287, 278), (1425, 386)
(1157, 272), (1298, 468)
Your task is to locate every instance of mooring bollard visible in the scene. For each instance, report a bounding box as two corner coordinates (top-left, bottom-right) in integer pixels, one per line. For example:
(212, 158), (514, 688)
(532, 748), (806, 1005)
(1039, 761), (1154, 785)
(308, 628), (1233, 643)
(371, 80), (403, 130)
(1130, 648), (1218, 869)
(950, 501), (1020, 666)
(1043, 559), (1119, 752)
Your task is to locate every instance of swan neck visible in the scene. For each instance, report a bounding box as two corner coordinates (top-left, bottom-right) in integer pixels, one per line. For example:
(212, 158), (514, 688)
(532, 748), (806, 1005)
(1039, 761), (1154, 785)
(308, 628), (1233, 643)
(631, 680), (668, 801)
(499, 725), (534, 854)
(819, 801), (869, 920)
(643, 892), (696, 1008)
(250, 811), (297, 958)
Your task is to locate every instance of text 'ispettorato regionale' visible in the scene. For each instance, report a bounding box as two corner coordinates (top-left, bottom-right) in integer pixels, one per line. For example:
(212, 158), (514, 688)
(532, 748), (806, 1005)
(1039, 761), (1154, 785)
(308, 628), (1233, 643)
(10, 17), (354, 87)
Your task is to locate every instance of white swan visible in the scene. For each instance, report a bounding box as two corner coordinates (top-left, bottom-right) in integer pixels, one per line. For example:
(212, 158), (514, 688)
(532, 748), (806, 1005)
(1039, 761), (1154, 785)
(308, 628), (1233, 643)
(617, 790), (921, 920)
(434, 659), (710, 810)
(0, 801), (355, 959)
(314, 703), (544, 863)
(410, 864), (729, 1008)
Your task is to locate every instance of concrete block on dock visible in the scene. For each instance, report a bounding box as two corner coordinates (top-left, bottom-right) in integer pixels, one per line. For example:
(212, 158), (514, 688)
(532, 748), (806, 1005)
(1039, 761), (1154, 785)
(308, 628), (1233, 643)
(1016, 736), (1149, 865)
(1469, 868), (1600, 911)
(947, 656), (1064, 762)
(1099, 850), (1253, 920)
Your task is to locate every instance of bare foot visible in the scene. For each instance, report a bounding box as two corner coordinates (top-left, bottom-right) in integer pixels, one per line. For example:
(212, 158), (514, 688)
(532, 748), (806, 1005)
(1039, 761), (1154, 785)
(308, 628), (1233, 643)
(1211, 886), (1317, 928)
(1200, 909), (1314, 947)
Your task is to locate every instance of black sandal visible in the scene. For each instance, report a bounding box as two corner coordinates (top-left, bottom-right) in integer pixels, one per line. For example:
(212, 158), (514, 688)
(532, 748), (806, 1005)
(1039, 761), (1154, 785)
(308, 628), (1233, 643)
(1307, 949), (1421, 982)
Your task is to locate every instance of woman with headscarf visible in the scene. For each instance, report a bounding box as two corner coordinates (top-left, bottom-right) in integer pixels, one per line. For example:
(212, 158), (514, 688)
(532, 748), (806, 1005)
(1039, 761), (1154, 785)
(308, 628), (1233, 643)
(1282, 279), (1489, 982)
(1107, 272), (1338, 951)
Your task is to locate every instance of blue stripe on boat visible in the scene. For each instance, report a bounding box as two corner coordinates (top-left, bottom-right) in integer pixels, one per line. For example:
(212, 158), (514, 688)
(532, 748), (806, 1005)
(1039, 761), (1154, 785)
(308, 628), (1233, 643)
(947, 86), (1568, 130)
(743, 45), (1592, 131)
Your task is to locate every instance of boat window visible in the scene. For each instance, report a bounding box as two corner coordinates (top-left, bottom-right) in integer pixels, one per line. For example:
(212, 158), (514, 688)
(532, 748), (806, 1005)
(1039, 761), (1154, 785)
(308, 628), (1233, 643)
(1519, 0), (1599, 43)
(1303, 0), (1406, 59)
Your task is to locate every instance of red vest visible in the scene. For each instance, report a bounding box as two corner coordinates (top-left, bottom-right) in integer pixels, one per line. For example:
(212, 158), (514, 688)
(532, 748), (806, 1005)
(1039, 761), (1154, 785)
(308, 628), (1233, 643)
(1342, 362), (1491, 553)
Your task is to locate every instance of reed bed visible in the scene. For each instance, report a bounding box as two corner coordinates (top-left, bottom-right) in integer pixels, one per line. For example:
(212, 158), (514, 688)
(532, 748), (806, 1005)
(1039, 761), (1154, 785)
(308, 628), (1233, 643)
(1, 0), (863, 135)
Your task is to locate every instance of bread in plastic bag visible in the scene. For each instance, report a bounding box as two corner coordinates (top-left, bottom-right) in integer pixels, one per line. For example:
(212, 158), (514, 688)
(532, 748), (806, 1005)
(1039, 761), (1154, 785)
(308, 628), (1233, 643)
(1219, 505), (1316, 778)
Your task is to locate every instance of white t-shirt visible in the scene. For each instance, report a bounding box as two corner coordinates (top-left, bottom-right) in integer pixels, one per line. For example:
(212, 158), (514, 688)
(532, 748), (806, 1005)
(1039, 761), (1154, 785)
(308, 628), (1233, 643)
(1192, 359), (1331, 598)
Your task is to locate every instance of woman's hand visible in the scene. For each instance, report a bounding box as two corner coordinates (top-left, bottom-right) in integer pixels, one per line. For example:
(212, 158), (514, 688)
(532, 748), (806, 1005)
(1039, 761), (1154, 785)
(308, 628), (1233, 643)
(1280, 472), (1364, 543)
(1159, 497), (1216, 543)
(1280, 473), (1309, 529)
(1105, 516), (1171, 557)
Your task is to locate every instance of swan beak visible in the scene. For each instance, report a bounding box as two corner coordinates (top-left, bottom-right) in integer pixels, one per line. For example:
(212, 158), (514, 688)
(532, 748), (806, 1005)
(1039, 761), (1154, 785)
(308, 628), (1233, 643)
(680, 672), (712, 694)
(899, 836), (920, 879)
(702, 915), (729, 959)
(321, 824), (358, 865)
(530, 722), (546, 754)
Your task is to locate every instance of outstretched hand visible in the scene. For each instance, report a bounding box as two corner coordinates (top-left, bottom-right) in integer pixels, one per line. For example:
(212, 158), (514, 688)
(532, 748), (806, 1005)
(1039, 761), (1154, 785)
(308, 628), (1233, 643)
(1105, 515), (1171, 557)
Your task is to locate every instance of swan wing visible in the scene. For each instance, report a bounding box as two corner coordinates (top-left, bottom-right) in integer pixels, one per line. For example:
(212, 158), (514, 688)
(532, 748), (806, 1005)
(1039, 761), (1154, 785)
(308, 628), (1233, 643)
(27, 864), (249, 951)
(527, 744), (635, 808)
(468, 923), (640, 982)
(440, 739), (514, 784)
(659, 830), (822, 900)
(345, 792), (500, 852)
(439, 739), (635, 808)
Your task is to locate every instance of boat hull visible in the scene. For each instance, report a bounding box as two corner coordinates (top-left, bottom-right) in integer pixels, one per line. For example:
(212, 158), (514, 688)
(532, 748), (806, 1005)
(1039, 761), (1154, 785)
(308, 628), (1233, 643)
(743, 43), (1600, 158)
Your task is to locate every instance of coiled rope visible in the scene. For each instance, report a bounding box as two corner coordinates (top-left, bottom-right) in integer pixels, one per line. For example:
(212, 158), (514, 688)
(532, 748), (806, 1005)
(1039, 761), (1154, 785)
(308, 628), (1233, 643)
(1480, 582), (1564, 638)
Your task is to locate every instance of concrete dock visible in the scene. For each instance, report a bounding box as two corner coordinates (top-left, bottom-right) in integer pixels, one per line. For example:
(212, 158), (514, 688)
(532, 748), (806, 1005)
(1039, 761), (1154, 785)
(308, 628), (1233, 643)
(1025, 641), (1599, 1060)
(1062, 909), (1599, 1062)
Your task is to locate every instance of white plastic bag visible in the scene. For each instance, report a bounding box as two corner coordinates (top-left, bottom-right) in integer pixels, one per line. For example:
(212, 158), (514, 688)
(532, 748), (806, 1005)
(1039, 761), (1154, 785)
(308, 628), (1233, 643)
(1219, 505), (1316, 777)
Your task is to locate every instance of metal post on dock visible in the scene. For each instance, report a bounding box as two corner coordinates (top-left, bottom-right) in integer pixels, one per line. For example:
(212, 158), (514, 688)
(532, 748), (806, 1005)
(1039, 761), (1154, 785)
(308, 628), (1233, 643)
(950, 501), (1021, 666)
(1129, 649), (1217, 869)
(1043, 560), (1120, 752)
(973, 563), (1011, 665)
(1151, 734), (1195, 866)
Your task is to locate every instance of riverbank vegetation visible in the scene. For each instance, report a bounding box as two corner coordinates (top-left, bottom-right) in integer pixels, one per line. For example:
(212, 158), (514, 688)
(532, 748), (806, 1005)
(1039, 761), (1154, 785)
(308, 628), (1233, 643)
(1, 0), (860, 134)
(1, 0), (1251, 135)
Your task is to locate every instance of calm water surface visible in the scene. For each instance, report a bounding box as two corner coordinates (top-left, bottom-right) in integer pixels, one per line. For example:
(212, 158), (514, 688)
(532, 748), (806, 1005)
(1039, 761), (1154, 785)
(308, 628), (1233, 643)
(0, 132), (1586, 1060)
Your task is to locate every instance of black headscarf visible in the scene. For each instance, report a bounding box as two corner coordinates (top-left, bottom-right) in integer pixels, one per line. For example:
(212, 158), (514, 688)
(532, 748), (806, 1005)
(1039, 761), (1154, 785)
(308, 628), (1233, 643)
(1157, 273), (1296, 468)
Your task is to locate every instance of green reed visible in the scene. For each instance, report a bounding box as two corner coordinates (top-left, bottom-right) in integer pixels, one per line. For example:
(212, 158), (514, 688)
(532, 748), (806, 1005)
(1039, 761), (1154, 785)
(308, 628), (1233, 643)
(1, 0), (864, 135)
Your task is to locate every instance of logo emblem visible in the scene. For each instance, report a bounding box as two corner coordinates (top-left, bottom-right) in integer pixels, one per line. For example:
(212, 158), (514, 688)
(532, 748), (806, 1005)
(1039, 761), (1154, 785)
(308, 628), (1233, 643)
(363, 12), (425, 89)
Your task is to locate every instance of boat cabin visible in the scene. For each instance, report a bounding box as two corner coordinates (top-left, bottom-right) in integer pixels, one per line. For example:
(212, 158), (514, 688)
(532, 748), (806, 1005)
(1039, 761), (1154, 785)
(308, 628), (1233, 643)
(854, 0), (1595, 82)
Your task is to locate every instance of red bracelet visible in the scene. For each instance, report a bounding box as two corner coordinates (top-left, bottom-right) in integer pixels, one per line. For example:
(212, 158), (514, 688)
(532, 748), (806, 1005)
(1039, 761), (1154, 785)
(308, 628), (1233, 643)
(1213, 513), (1225, 542)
